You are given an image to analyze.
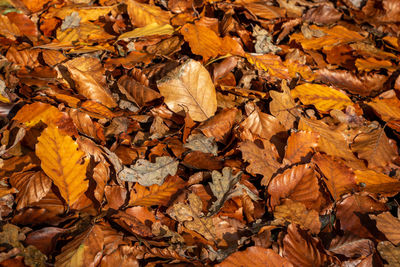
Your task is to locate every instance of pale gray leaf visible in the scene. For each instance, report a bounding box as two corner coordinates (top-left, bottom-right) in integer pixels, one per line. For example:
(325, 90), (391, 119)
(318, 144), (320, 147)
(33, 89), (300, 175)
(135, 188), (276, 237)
(209, 167), (241, 215)
(61, 12), (81, 31)
(184, 134), (218, 156)
(118, 156), (178, 186)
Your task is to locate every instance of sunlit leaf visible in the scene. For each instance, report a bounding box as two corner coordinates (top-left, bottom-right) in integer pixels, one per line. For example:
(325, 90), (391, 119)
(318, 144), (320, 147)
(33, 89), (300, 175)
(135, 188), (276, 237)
(36, 125), (89, 206)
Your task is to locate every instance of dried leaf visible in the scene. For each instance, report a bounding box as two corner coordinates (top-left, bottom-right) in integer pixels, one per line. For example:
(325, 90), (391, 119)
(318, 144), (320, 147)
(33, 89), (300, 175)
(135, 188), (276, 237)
(119, 156), (178, 186)
(291, 83), (354, 112)
(313, 153), (357, 200)
(284, 131), (319, 164)
(370, 212), (400, 245)
(118, 23), (174, 40)
(274, 199), (321, 234)
(239, 141), (281, 186)
(129, 175), (185, 206)
(283, 224), (331, 267)
(64, 57), (117, 108)
(377, 241), (400, 266)
(268, 164), (323, 210)
(209, 167), (241, 215)
(184, 134), (218, 156)
(157, 59), (217, 122)
(354, 169), (400, 196)
(217, 246), (293, 267)
(168, 193), (216, 241)
(13, 102), (63, 127)
(127, 0), (171, 27)
(328, 233), (374, 258)
(36, 125), (89, 205)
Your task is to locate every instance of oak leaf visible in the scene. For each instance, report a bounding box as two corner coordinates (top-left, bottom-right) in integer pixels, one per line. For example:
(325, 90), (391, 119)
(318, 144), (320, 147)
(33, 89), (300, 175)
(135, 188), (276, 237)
(239, 140), (280, 186)
(168, 193), (216, 241)
(208, 167), (241, 215)
(119, 156), (178, 186)
(157, 59), (217, 122)
(36, 125), (89, 206)
(184, 134), (218, 156)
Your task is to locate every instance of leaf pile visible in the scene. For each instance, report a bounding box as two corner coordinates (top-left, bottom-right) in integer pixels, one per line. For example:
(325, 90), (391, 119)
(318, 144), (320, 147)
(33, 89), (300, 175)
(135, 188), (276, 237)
(0, 0), (400, 266)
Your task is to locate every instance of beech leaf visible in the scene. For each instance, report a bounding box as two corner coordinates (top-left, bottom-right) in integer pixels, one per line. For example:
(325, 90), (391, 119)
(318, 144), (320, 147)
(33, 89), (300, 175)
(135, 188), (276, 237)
(157, 59), (217, 122)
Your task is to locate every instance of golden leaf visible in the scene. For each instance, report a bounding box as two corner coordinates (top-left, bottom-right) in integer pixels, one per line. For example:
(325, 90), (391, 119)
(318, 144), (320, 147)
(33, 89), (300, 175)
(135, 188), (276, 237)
(291, 83), (353, 112)
(245, 53), (290, 79)
(157, 59), (217, 122)
(36, 125), (89, 205)
(284, 131), (319, 164)
(274, 199), (321, 234)
(354, 169), (400, 196)
(0, 14), (21, 40)
(13, 102), (63, 127)
(368, 96), (400, 122)
(118, 23), (174, 40)
(355, 57), (396, 72)
(129, 175), (185, 206)
(370, 212), (400, 245)
(45, 5), (116, 23)
(127, 0), (171, 27)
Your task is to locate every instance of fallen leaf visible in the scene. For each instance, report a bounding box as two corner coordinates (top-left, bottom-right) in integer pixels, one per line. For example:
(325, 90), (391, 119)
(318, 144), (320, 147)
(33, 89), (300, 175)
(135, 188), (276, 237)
(157, 59), (217, 122)
(377, 241), (400, 266)
(36, 125), (89, 205)
(184, 134), (218, 156)
(208, 167), (241, 215)
(127, 0), (171, 27)
(118, 23), (174, 40)
(119, 156), (178, 186)
(284, 131), (319, 164)
(370, 212), (400, 245)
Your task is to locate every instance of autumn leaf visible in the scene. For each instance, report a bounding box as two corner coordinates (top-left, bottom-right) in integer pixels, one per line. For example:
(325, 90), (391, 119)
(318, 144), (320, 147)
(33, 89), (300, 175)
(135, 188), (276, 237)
(354, 169), (400, 196)
(377, 241), (400, 266)
(157, 59), (217, 122)
(36, 125), (89, 206)
(119, 156), (178, 186)
(127, 0), (171, 27)
(291, 83), (354, 112)
(313, 153), (358, 200)
(208, 167), (241, 215)
(118, 23), (174, 40)
(184, 134), (218, 156)
(129, 175), (185, 206)
(370, 212), (400, 245)
(284, 131), (319, 164)
(13, 102), (63, 127)
(274, 199), (321, 234)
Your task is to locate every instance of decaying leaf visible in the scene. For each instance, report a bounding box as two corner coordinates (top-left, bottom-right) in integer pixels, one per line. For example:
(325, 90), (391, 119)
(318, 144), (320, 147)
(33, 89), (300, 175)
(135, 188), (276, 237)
(184, 134), (218, 156)
(168, 193), (216, 241)
(209, 167), (241, 215)
(119, 156), (178, 186)
(157, 59), (217, 122)
(370, 212), (400, 245)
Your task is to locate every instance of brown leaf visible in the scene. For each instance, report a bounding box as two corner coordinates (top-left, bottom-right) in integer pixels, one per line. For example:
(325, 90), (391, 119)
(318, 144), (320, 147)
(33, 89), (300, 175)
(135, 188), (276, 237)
(239, 140), (281, 186)
(111, 210), (153, 237)
(64, 57), (117, 108)
(182, 151), (224, 170)
(313, 153), (357, 200)
(377, 241), (400, 266)
(304, 4), (342, 24)
(370, 212), (400, 245)
(117, 75), (161, 107)
(274, 199), (321, 234)
(217, 246), (293, 267)
(284, 131), (319, 164)
(10, 171), (52, 210)
(268, 164), (323, 210)
(236, 0), (286, 19)
(283, 224), (332, 267)
(328, 233), (374, 258)
(129, 175), (185, 207)
(240, 102), (285, 141)
(157, 59), (217, 122)
(336, 194), (387, 239)
(354, 169), (400, 196)
(67, 108), (105, 142)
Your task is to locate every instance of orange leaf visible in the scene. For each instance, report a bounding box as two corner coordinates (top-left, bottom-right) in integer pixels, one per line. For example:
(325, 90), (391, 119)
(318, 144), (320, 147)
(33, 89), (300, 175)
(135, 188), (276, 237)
(283, 224), (332, 266)
(80, 100), (118, 120)
(355, 57), (395, 72)
(274, 199), (321, 234)
(313, 153), (357, 200)
(245, 53), (290, 79)
(64, 57), (117, 108)
(129, 175), (185, 207)
(118, 75), (161, 107)
(127, 0), (171, 27)
(370, 212), (400, 245)
(13, 102), (63, 127)
(268, 164), (323, 210)
(217, 246), (293, 267)
(284, 131), (319, 164)
(36, 125), (89, 206)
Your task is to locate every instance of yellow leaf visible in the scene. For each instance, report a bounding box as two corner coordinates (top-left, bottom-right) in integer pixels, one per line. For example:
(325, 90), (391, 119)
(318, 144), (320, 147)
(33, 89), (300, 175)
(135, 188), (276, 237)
(354, 169), (400, 196)
(118, 23), (174, 40)
(368, 97), (400, 122)
(45, 5), (116, 23)
(0, 14), (20, 40)
(291, 83), (353, 112)
(290, 25), (365, 50)
(13, 102), (63, 127)
(181, 23), (222, 61)
(157, 59), (217, 122)
(36, 125), (89, 205)
(245, 53), (290, 79)
(127, 0), (171, 27)
(355, 57), (395, 72)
